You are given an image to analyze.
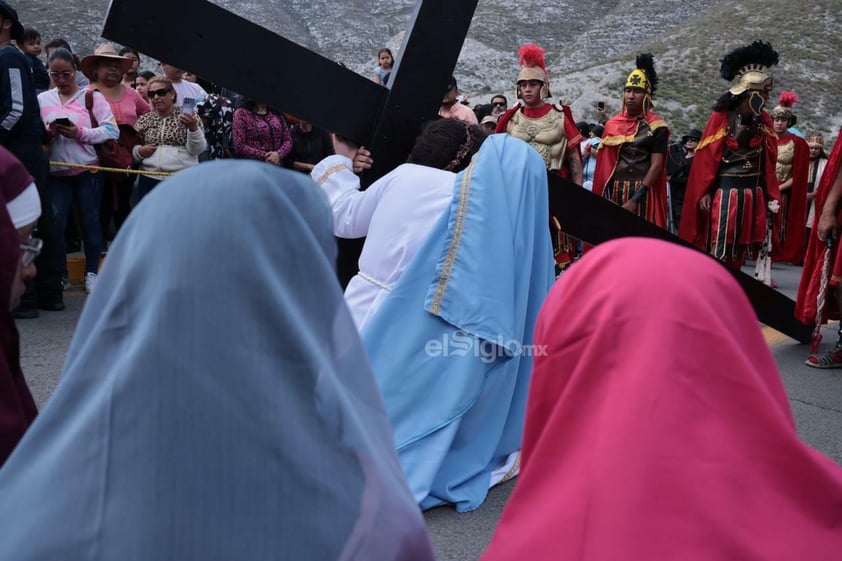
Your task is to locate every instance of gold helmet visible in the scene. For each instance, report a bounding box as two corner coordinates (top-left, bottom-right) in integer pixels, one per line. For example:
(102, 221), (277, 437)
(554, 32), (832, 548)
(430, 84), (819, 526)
(769, 91), (798, 126)
(720, 41), (779, 96)
(516, 44), (551, 99)
(623, 54), (658, 113)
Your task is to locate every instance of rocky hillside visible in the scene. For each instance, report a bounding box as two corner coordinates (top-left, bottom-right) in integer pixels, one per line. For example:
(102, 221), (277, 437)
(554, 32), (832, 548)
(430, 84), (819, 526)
(18, 0), (842, 140)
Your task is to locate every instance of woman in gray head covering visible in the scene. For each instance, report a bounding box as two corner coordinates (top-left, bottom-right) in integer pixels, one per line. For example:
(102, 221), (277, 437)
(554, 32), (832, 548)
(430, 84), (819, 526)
(0, 161), (434, 561)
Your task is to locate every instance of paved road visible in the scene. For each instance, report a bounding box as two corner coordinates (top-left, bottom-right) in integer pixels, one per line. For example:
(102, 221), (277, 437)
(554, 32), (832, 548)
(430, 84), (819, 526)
(16, 262), (842, 561)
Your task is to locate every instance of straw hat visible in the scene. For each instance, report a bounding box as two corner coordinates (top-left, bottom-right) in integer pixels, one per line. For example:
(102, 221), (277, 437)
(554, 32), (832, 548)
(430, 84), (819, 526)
(79, 45), (133, 81)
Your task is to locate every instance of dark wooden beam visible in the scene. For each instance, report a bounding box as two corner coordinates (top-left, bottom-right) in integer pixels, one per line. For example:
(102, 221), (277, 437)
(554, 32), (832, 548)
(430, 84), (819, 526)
(102, 0), (386, 144)
(360, 0), (479, 186)
(547, 172), (812, 343)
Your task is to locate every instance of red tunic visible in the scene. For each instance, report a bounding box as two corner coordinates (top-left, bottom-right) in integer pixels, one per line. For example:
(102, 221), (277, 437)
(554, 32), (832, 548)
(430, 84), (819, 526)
(795, 126), (842, 325)
(772, 132), (810, 263)
(678, 111), (780, 252)
(592, 110), (670, 228)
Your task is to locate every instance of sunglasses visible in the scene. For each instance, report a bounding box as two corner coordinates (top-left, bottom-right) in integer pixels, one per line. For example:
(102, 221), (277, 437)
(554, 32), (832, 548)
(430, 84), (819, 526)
(147, 88), (172, 99)
(492, 101), (506, 107)
(48, 70), (74, 80)
(20, 237), (43, 268)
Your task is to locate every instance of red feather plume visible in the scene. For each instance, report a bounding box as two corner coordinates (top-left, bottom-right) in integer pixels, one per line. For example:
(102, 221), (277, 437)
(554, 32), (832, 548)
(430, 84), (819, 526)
(778, 90), (799, 108)
(518, 44), (547, 72)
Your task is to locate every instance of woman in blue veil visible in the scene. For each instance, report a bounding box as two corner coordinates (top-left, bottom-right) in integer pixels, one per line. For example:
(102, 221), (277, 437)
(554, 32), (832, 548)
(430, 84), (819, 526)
(0, 161), (433, 560)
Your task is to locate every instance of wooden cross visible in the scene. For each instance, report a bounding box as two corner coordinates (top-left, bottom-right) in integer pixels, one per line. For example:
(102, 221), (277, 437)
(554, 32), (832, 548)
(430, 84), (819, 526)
(101, 0), (810, 343)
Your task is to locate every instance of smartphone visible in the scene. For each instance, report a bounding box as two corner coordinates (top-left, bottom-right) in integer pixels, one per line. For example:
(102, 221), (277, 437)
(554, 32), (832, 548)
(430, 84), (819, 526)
(597, 101), (605, 110)
(181, 97), (197, 114)
(53, 117), (72, 127)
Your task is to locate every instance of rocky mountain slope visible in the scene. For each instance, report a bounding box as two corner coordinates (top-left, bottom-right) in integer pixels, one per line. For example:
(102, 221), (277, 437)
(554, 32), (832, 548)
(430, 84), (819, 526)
(18, 0), (842, 139)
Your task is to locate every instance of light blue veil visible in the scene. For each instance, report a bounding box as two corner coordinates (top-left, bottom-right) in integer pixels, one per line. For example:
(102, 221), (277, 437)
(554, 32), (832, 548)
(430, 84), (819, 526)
(0, 161), (433, 560)
(362, 134), (555, 511)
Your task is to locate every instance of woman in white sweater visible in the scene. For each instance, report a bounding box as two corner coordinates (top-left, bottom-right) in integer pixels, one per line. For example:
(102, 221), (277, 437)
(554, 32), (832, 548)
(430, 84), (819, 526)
(132, 76), (206, 201)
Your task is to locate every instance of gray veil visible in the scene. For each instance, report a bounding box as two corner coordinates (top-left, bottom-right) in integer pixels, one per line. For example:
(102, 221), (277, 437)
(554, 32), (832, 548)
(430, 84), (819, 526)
(0, 161), (433, 561)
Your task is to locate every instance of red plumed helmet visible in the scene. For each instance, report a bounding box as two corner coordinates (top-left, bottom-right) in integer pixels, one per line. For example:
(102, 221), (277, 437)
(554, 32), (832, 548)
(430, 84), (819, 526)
(771, 90), (799, 124)
(518, 44), (547, 72)
(516, 44), (551, 97)
(777, 90), (799, 108)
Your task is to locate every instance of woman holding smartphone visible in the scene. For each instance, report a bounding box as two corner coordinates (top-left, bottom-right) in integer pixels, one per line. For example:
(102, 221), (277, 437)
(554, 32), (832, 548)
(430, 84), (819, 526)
(37, 48), (119, 295)
(132, 76), (206, 202)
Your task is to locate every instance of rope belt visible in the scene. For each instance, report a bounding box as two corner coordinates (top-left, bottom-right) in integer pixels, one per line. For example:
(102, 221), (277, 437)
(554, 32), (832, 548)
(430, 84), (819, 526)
(48, 161), (173, 177)
(357, 271), (393, 292)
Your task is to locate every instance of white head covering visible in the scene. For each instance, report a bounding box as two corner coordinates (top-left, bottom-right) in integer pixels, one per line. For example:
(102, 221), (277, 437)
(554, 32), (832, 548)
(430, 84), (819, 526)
(0, 161), (434, 561)
(0, 146), (40, 229)
(6, 183), (40, 229)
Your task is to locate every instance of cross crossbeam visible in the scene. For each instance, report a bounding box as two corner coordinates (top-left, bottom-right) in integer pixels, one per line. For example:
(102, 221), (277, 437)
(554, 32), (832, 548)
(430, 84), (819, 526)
(102, 0), (810, 342)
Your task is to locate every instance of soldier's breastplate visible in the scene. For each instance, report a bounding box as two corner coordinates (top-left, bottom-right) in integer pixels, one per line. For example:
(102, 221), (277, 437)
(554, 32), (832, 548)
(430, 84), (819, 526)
(718, 143), (763, 177)
(508, 109), (568, 170)
(613, 125), (655, 180)
(776, 139), (795, 183)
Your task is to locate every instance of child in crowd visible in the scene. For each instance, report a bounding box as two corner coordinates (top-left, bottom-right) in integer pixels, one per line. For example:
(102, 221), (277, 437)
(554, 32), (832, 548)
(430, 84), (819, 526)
(373, 47), (393, 85)
(18, 28), (49, 93)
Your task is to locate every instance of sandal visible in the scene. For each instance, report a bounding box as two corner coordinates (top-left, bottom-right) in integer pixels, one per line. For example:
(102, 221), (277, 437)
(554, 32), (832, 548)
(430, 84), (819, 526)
(805, 349), (842, 368)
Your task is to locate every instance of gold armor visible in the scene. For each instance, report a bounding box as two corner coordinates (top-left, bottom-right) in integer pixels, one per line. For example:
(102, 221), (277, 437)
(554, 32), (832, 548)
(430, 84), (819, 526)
(729, 65), (773, 96)
(506, 106), (568, 171)
(776, 138), (795, 183)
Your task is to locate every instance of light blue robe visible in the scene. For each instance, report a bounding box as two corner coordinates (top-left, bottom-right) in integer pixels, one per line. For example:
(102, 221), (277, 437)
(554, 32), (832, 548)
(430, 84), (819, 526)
(0, 161), (434, 560)
(362, 134), (555, 512)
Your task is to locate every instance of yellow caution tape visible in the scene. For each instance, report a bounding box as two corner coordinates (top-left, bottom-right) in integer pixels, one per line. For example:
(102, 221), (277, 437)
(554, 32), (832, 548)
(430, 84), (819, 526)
(48, 161), (173, 177)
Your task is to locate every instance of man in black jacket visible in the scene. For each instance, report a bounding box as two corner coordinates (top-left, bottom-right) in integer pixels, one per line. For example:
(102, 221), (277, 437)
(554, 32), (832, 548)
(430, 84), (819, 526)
(0, 1), (63, 316)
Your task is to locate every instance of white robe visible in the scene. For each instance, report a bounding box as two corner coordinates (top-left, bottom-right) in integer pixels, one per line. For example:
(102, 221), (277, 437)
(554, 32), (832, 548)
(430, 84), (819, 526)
(312, 156), (455, 330)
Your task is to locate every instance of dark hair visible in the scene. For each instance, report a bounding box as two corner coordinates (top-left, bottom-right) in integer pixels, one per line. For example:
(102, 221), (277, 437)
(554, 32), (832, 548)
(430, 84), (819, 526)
(118, 46), (140, 66)
(377, 48), (393, 60)
(446, 75), (458, 91)
(473, 103), (493, 121)
(491, 94), (507, 105)
(408, 118), (484, 173)
(44, 37), (72, 52)
(137, 70), (156, 81)
(22, 28), (40, 42)
(47, 47), (76, 69)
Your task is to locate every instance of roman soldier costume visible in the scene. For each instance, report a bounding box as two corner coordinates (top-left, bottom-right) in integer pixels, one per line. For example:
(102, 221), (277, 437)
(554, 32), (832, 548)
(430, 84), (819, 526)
(769, 92), (809, 264)
(496, 44), (583, 268)
(679, 41), (781, 269)
(592, 54), (670, 227)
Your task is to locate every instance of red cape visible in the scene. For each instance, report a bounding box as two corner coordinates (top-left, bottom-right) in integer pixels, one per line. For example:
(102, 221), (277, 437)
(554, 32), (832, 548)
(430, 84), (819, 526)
(678, 111), (780, 249)
(795, 126), (842, 325)
(592, 110), (669, 227)
(773, 132), (810, 263)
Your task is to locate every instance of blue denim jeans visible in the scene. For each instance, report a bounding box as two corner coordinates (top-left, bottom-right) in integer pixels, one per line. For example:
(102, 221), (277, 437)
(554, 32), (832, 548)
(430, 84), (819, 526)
(46, 171), (104, 275)
(137, 175), (162, 203)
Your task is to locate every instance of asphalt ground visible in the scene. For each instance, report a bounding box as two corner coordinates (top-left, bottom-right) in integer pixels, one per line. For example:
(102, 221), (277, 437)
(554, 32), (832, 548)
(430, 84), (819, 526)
(16, 262), (842, 561)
